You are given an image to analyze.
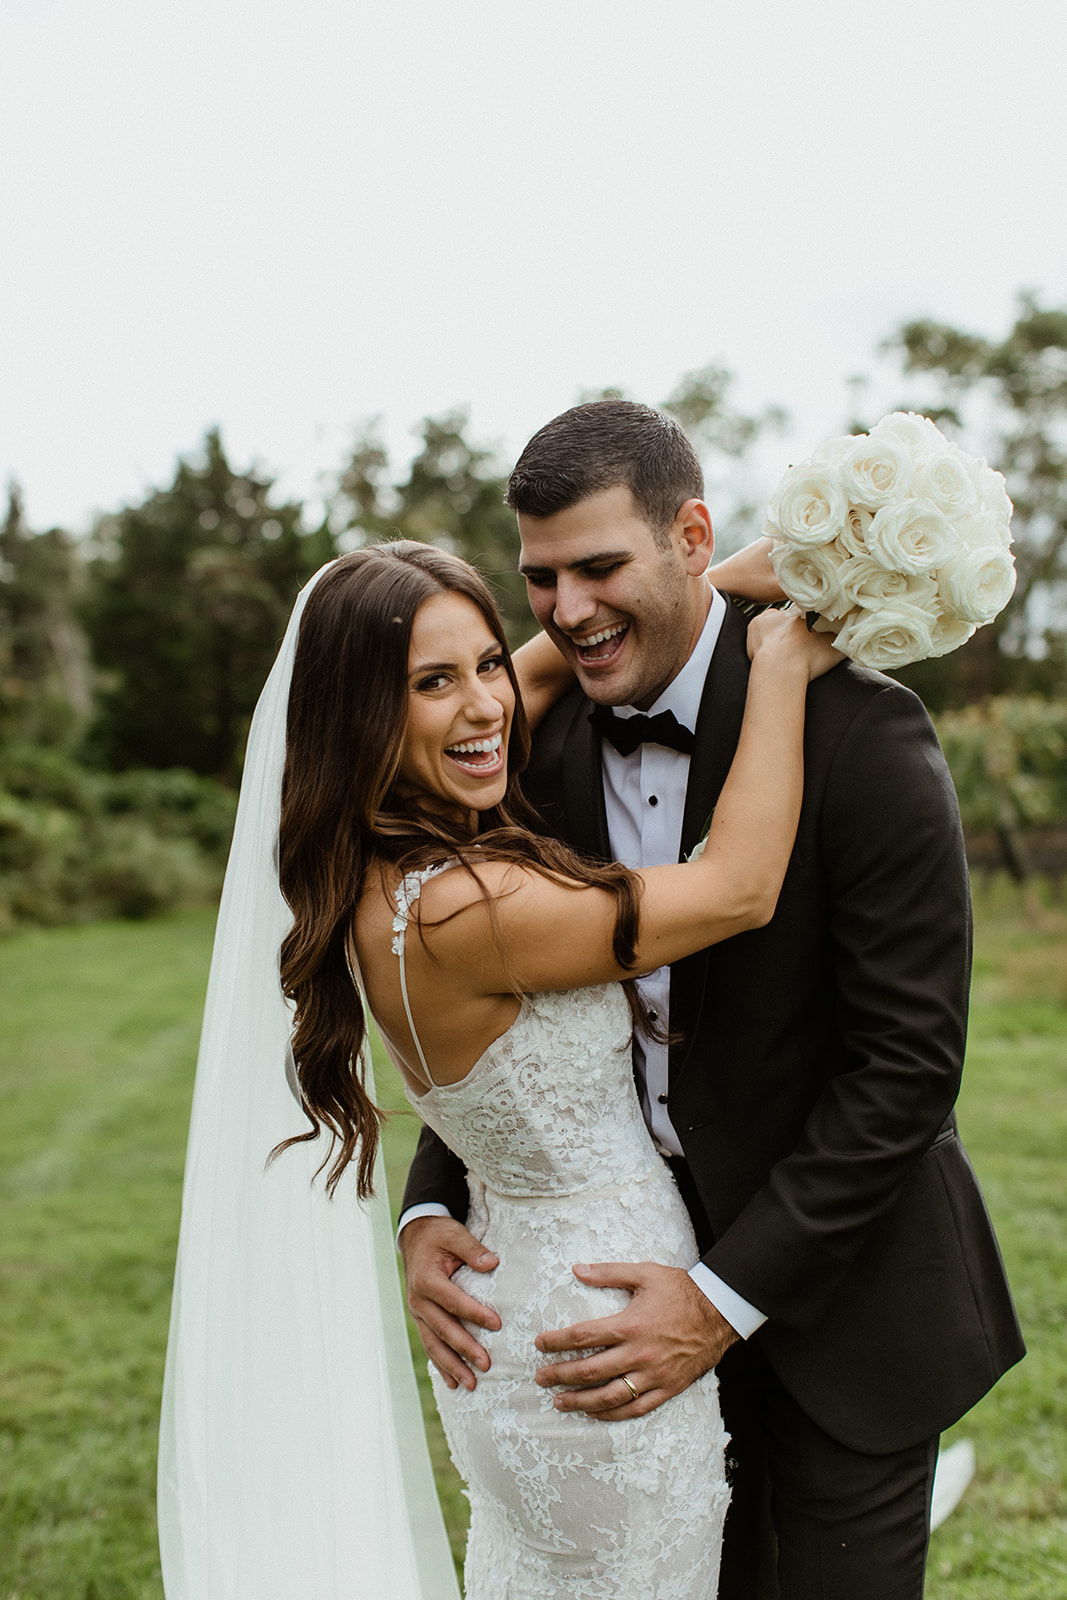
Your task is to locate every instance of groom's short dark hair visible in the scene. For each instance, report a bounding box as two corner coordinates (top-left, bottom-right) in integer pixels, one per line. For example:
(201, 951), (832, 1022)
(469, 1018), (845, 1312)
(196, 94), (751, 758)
(506, 400), (704, 548)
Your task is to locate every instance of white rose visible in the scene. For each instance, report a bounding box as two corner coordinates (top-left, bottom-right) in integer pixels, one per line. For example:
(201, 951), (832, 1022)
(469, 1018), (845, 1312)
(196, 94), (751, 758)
(764, 462), (848, 548)
(840, 434), (914, 509)
(832, 601), (936, 670)
(810, 434), (862, 465)
(954, 508), (1012, 552)
(838, 557), (939, 612)
(913, 450), (979, 518)
(867, 498), (958, 574)
(770, 539), (849, 613)
(870, 411), (948, 463)
(839, 505), (874, 558)
(937, 546), (1017, 625)
(969, 461), (1014, 536)
(928, 613), (977, 658)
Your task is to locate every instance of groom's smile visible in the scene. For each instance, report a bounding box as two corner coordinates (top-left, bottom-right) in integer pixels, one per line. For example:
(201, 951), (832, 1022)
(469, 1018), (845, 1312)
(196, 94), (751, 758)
(572, 620), (630, 666)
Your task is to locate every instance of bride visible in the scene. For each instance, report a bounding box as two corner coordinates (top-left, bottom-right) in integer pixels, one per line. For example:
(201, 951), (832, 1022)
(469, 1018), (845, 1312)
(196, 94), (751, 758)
(158, 540), (837, 1600)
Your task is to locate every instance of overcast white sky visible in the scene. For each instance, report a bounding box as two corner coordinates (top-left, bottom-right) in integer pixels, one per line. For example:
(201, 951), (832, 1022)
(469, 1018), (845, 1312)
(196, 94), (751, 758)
(2, 0), (1065, 534)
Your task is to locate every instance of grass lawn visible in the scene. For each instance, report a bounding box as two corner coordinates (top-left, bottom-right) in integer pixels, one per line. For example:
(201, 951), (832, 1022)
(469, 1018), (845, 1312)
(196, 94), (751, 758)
(0, 881), (1064, 1597)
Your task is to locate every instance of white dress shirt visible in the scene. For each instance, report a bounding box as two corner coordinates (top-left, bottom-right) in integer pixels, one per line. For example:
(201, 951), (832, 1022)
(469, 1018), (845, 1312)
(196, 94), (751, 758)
(399, 586), (766, 1339)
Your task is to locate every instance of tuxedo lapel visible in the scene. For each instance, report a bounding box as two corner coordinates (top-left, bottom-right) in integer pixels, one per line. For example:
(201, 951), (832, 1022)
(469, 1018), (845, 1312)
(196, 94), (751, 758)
(672, 600), (752, 1076)
(680, 600), (751, 860)
(564, 695), (612, 861)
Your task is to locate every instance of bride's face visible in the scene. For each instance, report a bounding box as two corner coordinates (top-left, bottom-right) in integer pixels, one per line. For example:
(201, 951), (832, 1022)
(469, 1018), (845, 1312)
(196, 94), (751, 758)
(398, 591), (515, 820)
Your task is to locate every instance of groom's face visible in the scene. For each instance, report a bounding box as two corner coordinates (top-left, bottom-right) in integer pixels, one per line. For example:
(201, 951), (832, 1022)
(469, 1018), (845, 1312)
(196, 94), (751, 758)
(517, 485), (714, 710)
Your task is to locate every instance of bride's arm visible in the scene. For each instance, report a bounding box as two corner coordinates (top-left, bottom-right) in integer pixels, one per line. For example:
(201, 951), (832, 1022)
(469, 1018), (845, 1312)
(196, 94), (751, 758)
(511, 630), (575, 729)
(707, 535), (785, 604)
(419, 613), (840, 991)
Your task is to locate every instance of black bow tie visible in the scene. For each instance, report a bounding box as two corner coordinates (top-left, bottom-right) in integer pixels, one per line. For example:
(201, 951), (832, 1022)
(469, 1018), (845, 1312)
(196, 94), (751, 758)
(589, 705), (694, 757)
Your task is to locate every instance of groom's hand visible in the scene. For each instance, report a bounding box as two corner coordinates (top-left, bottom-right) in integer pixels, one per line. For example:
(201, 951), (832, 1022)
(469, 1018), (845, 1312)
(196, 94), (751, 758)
(399, 1215), (501, 1391)
(533, 1261), (739, 1419)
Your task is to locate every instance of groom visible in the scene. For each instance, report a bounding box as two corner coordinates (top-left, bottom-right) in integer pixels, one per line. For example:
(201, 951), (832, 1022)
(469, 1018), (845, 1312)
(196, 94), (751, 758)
(400, 400), (1023, 1597)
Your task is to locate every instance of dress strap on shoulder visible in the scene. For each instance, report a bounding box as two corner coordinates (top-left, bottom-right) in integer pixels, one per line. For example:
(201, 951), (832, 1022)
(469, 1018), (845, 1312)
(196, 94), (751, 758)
(391, 864), (454, 1089)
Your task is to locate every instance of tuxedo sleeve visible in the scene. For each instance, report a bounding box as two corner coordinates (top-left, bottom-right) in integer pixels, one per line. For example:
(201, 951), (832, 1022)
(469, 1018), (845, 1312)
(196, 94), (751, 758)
(400, 1120), (471, 1225)
(700, 681), (972, 1329)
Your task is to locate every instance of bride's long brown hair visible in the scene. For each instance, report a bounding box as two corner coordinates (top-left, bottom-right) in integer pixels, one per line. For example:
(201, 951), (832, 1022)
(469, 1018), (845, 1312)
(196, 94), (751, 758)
(277, 542), (644, 1199)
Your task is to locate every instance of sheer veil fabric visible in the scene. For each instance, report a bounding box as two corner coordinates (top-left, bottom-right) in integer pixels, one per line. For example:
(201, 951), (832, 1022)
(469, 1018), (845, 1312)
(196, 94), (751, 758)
(157, 563), (460, 1599)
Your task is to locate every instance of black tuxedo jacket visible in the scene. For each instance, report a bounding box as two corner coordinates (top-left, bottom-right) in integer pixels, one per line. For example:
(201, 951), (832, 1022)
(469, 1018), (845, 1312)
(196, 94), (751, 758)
(403, 600), (1024, 1453)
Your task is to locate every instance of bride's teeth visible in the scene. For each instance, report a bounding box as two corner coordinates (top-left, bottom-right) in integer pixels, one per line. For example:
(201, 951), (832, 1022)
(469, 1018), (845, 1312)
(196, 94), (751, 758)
(447, 735), (502, 755)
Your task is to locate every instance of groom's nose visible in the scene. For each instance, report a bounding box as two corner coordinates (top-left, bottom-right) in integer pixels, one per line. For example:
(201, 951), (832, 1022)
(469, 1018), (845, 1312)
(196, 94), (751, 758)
(553, 576), (598, 634)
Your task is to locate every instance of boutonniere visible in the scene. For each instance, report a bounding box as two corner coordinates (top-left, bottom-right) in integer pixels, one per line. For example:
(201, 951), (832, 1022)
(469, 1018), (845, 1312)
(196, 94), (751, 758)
(686, 811), (715, 863)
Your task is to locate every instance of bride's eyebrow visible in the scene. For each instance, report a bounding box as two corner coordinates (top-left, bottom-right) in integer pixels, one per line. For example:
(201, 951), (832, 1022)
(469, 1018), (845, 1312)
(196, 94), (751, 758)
(408, 657), (454, 678)
(408, 642), (502, 679)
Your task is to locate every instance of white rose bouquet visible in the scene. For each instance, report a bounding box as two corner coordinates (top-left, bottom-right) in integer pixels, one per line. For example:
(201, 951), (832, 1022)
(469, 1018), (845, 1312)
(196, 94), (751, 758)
(763, 412), (1016, 670)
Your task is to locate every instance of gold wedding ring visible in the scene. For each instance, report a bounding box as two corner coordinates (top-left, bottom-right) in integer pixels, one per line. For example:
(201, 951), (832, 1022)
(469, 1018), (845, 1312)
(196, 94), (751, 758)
(620, 1374), (640, 1402)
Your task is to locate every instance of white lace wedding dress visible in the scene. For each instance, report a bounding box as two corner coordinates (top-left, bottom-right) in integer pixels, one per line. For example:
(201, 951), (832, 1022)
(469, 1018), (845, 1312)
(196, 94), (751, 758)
(392, 868), (729, 1600)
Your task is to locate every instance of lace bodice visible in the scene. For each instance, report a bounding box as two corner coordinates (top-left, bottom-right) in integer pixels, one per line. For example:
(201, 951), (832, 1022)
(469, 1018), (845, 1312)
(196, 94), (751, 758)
(412, 985), (661, 1200)
(393, 865), (661, 1199)
(390, 865), (727, 1599)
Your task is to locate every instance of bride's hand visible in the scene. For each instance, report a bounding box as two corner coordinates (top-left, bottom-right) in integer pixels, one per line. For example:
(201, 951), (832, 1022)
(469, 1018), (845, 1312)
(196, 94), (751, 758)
(707, 536), (784, 603)
(746, 606), (844, 681)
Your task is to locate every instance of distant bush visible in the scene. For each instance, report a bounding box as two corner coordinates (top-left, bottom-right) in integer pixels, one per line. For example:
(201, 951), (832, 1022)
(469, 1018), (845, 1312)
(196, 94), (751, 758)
(934, 698), (1067, 833)
(0, 748), (235, 930)
(934, 697), (1067, 882)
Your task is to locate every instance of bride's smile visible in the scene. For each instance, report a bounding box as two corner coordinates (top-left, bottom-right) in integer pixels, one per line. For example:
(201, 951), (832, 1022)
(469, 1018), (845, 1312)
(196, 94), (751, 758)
(398, 591), (515, 820)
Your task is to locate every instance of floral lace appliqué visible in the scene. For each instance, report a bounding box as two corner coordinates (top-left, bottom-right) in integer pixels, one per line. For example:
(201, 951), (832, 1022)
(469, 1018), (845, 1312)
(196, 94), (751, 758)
(393, 868), (729, 1598)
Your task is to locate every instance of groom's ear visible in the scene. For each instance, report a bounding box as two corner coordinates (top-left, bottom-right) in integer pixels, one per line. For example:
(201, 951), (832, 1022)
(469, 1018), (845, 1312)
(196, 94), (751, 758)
(674, 499), (715, 574)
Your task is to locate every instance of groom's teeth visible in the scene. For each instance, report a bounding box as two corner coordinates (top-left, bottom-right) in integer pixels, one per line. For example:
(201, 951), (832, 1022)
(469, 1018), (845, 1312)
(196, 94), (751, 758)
(575, 623), (626, 648)
(447, 735), (502, 755)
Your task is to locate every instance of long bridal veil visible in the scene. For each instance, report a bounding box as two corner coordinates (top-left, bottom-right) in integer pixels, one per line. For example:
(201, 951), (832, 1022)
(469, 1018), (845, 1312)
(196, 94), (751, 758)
(157, 564), (460, 1599)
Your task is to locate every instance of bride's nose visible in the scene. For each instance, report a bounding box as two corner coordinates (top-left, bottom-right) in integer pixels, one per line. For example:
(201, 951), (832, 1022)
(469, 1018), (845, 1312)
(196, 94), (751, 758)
(463, 676), (504, 723)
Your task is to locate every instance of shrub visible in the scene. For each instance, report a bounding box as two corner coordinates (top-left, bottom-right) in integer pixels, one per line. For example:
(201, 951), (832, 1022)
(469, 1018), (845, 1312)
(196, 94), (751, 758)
(0, 750), (235, 929)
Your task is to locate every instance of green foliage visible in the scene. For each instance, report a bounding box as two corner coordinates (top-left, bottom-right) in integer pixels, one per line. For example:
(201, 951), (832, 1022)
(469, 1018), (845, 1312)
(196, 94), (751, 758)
(0, 746), (234, 929)
(662, 362), (788, 463)
(333, 376), (785, 647)
(84, 429), (335, 780)
(934, 698), (1067, 835)
(883, 293), (1067, 703)
(333, 409), (534, 644)
(0, 484), (91, 748)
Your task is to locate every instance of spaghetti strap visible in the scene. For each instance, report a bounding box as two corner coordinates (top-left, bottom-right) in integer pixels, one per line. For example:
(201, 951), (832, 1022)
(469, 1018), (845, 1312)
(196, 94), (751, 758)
(391, 864), (453, 1089)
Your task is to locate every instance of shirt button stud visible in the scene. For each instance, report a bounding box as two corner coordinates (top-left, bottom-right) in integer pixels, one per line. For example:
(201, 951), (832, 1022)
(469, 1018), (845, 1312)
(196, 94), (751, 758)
(648, 794), (659, 807)
(657, 1093), (668, 1104)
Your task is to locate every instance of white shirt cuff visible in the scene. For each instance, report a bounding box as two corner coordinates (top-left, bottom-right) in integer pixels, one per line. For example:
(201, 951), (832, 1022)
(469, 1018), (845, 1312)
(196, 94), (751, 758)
(396, 1201), (452, 1248)
(688, 1263), (767, 1340)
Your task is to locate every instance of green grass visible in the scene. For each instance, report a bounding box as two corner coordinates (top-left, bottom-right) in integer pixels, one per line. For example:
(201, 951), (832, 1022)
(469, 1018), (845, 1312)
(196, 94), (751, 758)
(0, 883), (1063, 1597)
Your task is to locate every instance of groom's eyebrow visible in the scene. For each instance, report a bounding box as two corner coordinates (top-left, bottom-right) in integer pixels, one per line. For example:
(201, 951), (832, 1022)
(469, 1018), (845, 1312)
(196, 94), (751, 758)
(518, 549), (634, 578)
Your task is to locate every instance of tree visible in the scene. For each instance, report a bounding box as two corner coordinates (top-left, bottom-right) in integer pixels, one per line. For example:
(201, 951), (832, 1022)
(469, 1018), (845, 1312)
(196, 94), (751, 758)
(333, 375), (785, 645)
(880, 293), (1067, 704)
(0, 484), (90, 748)
(333, 410), (533, 642)
(85, 430), (335, 780)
